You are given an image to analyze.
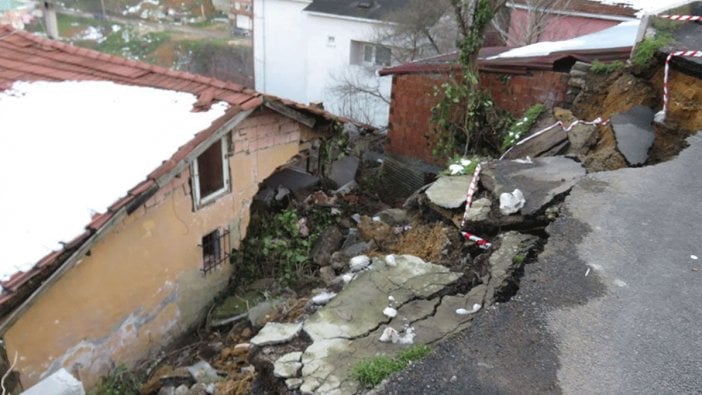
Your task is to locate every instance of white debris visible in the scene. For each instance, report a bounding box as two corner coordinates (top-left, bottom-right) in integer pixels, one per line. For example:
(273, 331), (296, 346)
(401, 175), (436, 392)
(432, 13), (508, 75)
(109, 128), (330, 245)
(585, 267), (591, 276)
(388, 295), (395, 302)
(460, 158), (472, 166)
(311, 292), (336, 305)
(455, 303), (481, 315)
(330, 207), (342, 216)
(449, 164), (464, 175)
(654, 110), (667, 124)
(351, 213), (362, 223)
(340, 272), (355, 284)
(385, 254), (397, 266)
(349, 255), (371, 272)
(512, 156), (533, 164)
(691, 255), (699, 260)
(499, 189), (526, 215)
(378, 326), (415, 344)
(372, 216), (381, 222)
(383, 307), (397, 318)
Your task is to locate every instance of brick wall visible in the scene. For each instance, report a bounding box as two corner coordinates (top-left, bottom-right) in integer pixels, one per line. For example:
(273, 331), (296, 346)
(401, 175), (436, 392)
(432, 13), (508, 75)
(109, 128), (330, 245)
(386, 69), (569, 163)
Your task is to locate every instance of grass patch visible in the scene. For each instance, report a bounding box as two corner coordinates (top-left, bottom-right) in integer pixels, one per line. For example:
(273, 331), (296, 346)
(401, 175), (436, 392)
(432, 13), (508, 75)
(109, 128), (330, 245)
(94, 30), (171, 62)
(353, 345), (431, 388)
(632, 33), (673, 67)
(90, 364), (140, 395)
(501, 103), (545, 151)
(590, 59), (626, 74)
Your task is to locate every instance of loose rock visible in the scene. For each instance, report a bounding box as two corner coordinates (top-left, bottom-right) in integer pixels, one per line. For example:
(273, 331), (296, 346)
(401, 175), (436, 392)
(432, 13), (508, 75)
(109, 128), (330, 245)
(250, 322), (303, 347)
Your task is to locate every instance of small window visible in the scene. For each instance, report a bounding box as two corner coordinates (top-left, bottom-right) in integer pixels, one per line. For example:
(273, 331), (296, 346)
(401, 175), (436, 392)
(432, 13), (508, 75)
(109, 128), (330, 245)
(352, 41), (392, 67)
(327, 36), (336, 46)
(192, 138), (230, 208)
(201, 228), (230, 274)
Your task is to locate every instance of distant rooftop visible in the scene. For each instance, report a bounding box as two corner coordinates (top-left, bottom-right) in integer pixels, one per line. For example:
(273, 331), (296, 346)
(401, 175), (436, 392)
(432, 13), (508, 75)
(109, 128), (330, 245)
(303, 0), (410, 21)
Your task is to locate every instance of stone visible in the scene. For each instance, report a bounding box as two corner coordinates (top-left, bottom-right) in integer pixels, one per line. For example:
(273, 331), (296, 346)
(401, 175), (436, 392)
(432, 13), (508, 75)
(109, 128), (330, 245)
(319, 266), (337, 286)
(274, 352), (304, 378)
(186, 383), (210, 395)
(21, 368), (85, 395)
(186, 360), (221, 384)
(250, 322), (303, 346)
(481, 157), (586, 216)
(159, 367), (195, 388)
(248, 300), (279, 329)
(466, 198), (492, 222)
(158, 387), (176, 395)
(174, 385), (189, 395)
(311, 291), (337, 305)
(375, 208), (409, 226)
(286, 378), (303, 390)
(329, 156), (360, 187)
(311, 226), (344, 266)
(567, 124), (598, 156)
(611, 105), (655, 165)
(425, 175), (472, 209)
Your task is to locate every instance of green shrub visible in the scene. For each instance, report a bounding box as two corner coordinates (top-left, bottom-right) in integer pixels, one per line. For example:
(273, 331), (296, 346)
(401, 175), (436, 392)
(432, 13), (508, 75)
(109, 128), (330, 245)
(590, 60), (626, 74)
(501, 103), (545, 150)
(90, 365), (140, 395)
(632, 33), (673, 67)
(353, 345), (431, 388)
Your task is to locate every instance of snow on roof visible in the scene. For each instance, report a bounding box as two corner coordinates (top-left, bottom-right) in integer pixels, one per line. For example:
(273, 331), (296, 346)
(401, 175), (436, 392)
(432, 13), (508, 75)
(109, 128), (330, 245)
(488, 20), (640, 60)
(593, 0), (695, 16)
(0, 80), (228, 280)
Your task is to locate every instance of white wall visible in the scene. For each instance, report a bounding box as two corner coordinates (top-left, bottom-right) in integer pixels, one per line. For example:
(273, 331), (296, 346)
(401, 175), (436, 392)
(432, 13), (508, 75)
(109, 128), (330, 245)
(254, 0), (392, 126)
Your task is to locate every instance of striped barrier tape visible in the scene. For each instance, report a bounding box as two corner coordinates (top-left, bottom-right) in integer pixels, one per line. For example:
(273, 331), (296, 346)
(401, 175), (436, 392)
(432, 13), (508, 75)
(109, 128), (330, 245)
(499, 117), (609, 160)
(659, 14), (702, 21)
(460, 163), (482, 228)
(658, 50), (702, 122)
(462, 231), (492, 250)
(458, 164), (492, 250)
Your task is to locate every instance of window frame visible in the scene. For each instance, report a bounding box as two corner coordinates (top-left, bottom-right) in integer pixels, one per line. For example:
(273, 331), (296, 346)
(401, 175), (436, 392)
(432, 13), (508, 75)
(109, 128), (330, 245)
(191, 137), (231, 209)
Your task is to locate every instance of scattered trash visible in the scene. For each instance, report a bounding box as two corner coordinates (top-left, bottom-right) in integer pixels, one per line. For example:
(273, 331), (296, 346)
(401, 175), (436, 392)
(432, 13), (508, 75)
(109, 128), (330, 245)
(385, 254), (397, 266)
(512, 156), (533, 164)
(691, 255), (699, 260)
(372, 216), (381, 222)
(455, 303), (481, 315)
(499, 189), (525, 215)
(585, 267), (591, 276)
(383, 307), (398, 318)
(378, 326), (415, 344)
(311, 292), (337, 305)
(388, 295), (395, 302)
(351, 213), (362, 223)
(349, 255), (371, 272)
(340, 273), (355, 284)
(449, 164), (465, 175)
(330, 207), (342, 216)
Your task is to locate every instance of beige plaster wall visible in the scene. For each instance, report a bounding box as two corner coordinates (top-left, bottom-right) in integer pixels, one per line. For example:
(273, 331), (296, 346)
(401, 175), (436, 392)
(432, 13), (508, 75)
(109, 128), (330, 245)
(3, 110), (310, 388)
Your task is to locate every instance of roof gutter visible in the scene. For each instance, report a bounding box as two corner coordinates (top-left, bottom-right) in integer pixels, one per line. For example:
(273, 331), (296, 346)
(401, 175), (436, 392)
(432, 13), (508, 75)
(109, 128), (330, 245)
(303, 10), (395, 26)
(507, 2), (637, 21)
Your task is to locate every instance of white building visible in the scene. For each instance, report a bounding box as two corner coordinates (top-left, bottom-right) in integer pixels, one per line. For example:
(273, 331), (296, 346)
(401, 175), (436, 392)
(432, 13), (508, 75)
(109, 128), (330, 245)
(254, 0), (408, 126)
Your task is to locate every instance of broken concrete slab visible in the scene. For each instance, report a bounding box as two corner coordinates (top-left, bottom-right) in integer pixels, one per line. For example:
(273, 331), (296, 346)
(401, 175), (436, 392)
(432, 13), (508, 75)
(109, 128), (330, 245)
(425, 175), (472, 209)
(329, 156), (360, 188)
(482, 157), (586, 216)
(250, 322), (303, 347)
(21, 368), (85, 395)
(567, 123), (598, 156)
(466, 198), (492, 222)
(274, 352), (303, 378)
(611, 105), (655, 165)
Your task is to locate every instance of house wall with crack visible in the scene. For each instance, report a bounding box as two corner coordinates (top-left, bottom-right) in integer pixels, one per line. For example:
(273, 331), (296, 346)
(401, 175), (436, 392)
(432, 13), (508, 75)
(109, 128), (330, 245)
(3, 109), (317, 388)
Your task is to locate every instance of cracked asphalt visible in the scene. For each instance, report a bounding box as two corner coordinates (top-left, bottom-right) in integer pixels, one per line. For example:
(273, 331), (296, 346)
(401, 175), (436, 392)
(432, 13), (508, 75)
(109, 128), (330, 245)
(380, 134), (702, 394)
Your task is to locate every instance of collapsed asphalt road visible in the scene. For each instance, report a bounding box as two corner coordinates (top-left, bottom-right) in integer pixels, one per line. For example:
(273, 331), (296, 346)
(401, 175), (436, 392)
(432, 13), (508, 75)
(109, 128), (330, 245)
(380, 133), (702, 394)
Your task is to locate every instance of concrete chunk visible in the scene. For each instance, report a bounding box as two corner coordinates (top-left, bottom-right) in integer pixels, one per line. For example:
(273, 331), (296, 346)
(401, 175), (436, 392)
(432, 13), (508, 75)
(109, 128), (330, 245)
(250, 322), (303, 346)
(611, 105), (655, 165)
(21, 368), (85, 395)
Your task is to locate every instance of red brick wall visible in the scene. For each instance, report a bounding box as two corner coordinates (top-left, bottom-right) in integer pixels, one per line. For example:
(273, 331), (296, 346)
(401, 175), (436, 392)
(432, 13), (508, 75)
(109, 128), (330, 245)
(481, 70), (570, 116)
(386, 70), (569, 163)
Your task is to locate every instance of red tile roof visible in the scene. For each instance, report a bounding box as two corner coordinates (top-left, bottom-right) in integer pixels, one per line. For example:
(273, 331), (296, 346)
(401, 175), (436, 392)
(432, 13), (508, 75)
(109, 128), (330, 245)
(0, 25), (345, 321)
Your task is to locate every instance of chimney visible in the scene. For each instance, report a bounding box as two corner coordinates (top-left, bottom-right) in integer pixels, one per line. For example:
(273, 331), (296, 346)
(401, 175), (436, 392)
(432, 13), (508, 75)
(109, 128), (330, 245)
(43, 1), (58, 39)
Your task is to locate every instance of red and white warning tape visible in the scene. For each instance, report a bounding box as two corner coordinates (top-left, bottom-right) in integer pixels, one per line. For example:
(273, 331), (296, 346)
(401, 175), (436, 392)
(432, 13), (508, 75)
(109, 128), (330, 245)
(499, 117), (609, 160)
(660, 50), (702, 121)
(462, 231), (492, 250)
(459, 164), (492, 250)
(460, 163), (482, 228)
(659, 14), (702, 21)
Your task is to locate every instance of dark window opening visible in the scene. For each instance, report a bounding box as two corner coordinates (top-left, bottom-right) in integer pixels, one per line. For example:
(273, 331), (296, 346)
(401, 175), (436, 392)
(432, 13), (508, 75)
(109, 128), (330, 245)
(197, 139), (225, 198)
(201, 228), (230, 274)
